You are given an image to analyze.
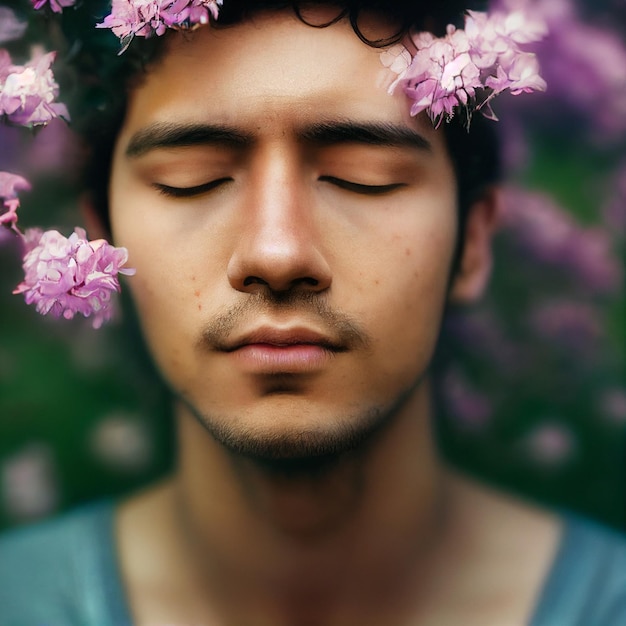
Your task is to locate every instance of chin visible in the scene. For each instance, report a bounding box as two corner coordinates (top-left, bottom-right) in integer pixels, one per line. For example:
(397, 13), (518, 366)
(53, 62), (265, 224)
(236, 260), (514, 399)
(178, 380), (420, 473)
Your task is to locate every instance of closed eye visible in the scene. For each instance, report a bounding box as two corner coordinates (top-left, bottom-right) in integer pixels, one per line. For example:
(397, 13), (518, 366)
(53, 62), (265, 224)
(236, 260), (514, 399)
(319, 176), (406, 195)
(153, 177), (232, 198)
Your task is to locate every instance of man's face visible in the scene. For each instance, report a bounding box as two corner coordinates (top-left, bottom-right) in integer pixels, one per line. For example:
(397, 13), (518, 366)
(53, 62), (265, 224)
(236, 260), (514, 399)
(109, 10), (459, 460)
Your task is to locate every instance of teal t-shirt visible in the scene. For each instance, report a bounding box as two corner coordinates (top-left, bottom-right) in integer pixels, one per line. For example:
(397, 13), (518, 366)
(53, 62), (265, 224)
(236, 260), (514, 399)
(0, 500), (625, 625)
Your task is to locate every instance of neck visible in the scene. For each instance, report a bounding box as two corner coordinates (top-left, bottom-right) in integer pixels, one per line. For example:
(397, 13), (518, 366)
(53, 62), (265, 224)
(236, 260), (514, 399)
(168, 380), (448, 623)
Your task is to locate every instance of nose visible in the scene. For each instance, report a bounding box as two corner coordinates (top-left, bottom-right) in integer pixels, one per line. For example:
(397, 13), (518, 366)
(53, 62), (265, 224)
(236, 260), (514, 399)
(227, 156), (332, 295)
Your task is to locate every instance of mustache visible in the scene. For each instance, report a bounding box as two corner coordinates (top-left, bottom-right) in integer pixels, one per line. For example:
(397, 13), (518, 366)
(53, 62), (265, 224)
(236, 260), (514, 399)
(198, 291), (371, 352)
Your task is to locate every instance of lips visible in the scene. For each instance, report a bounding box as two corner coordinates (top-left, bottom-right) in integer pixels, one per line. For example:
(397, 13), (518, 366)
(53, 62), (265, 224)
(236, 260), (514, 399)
(223, 327), (345, 352)
(220, 326), (345, 373)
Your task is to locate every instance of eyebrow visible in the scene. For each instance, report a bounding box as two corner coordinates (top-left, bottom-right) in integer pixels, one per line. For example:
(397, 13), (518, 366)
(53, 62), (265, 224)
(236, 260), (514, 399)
(125, 120), (432, 158)
(125, 123), (253, 157)
(300, 121), (432, 152)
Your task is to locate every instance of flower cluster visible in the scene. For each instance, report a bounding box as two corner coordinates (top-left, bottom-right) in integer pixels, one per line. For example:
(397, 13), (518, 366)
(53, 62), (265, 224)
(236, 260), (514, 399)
(0, 49), (69, 127)
(1, 14), (134, 327)
(97, 0), (224, 51)
(381, 9), (547, 127)
(13, 228), (136, 329)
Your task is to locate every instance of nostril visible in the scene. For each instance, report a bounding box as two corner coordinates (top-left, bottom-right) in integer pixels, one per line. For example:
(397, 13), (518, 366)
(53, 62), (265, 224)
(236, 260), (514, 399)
(300, 277), (319, 287)
(243, 276), (269, 287)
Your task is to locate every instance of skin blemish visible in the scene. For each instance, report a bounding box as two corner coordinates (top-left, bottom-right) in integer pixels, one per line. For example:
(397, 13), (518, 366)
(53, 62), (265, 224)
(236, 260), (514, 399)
(405, 248), (411, 256)
(194, 290), (200, 298)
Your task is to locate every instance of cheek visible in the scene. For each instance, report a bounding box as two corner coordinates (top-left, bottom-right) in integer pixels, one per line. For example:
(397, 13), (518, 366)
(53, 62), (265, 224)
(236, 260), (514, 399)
(347, 211), (457, 383)
(108, 193), (208, 372)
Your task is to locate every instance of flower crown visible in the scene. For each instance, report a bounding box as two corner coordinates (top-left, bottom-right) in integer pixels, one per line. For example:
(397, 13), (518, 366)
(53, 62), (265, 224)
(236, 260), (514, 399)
(1, 0), (547, 327)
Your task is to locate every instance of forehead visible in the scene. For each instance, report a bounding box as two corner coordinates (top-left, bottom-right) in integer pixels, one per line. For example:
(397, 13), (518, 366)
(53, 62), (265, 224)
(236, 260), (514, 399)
(119, 10), (441, 144)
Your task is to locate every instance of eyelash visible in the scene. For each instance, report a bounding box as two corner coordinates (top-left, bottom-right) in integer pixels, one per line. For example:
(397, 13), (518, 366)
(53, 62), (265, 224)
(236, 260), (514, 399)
(153, 176), (405, 198)
(319, 176), (406, 195)
(153, 177), (232, 198)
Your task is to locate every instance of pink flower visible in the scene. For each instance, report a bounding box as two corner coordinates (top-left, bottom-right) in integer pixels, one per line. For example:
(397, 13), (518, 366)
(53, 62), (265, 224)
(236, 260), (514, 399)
(13, 227), (136, 328)
(403, 26), (483, 126)
(0, 49), (70, 127)
(31, 0), (76, 13)
(486, 51), (546, 95)
(97, 0), (164, 46)
(465, 10), (517, 69)
(0, 171), (30, 234)
(98, 0), (223, 51)
(466, 8), (547, 66)
(160, 0), (222, 27)
(383, 9), (547, 127)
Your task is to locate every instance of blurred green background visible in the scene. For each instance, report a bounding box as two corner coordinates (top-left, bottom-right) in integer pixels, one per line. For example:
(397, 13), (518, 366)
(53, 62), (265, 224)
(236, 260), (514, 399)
(0, 0), (624, 531)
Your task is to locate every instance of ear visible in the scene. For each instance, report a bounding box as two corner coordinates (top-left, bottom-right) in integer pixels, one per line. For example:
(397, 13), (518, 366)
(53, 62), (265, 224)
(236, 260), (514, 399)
(79, 193), (110, 242)
(449, 187), (501, 304)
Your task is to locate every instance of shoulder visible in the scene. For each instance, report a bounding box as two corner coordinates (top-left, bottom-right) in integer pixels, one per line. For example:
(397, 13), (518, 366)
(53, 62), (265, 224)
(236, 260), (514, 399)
(0, 500), (132, 626)
(532, 513), (626, 626)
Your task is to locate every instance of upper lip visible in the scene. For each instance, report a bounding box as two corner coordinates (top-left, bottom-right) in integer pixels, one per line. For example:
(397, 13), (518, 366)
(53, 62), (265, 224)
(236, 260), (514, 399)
(221, 326), (345, 352)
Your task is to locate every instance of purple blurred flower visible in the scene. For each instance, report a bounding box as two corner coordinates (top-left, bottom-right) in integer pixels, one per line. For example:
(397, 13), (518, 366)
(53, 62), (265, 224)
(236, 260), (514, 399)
(493, 0), (626, 140)
(1, 444), (59, 521)
(31, 0), (76, 12)
(0, 171), (30, 235)
(0, 8), (27, 44)
(540, 22), (626, 140)
(443, 308), (522, 373)
(0, 48), (69, 127)
(90, 412), (153, 472)
(501, 186), (623, 295)
(441, 367), (493, 429)
(528, 298), (604, 356)
(522, 421), (576, 466)
(13, 227), (136, 329)
(28, 118), (82, 178)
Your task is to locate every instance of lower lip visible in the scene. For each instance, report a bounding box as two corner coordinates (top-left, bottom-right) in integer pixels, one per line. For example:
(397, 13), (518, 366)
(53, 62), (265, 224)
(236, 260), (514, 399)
(229, 343), (334, 373)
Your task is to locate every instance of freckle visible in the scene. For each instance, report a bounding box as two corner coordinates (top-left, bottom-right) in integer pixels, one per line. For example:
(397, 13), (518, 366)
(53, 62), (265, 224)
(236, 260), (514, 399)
(191, 276), (196, 281)
(405, 248), (411, 256)
(198, 304), (202, 311)
(374, 279), (380, 285)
